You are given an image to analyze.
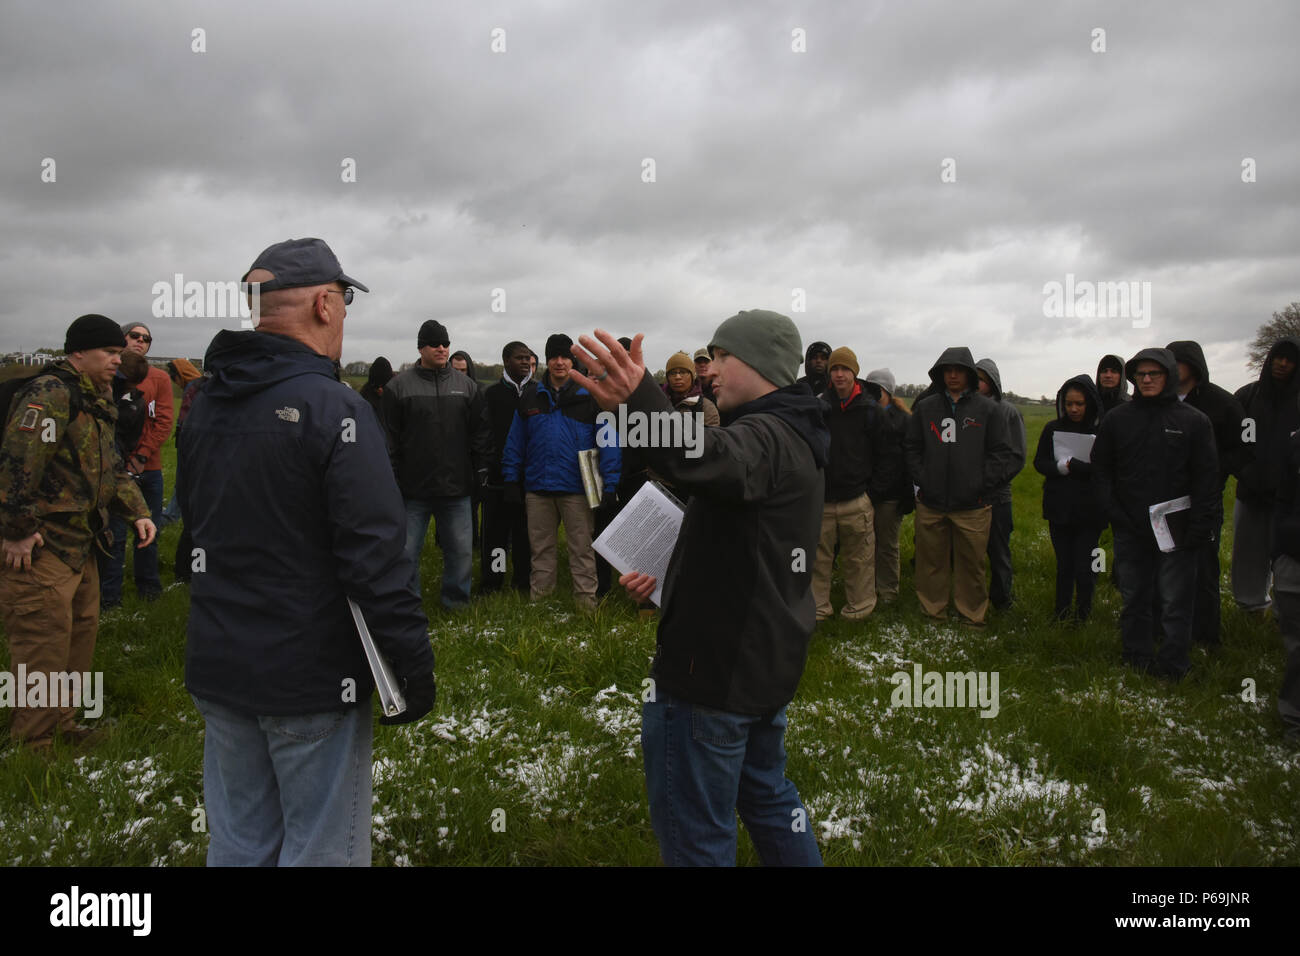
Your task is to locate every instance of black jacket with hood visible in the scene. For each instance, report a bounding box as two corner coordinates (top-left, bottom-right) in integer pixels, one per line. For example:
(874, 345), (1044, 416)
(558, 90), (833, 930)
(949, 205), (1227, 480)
(624, 372), (829, 715)
(1097, 354), (1130, 413)
(974, 358), (1027, 505)
(905, 347), (1017, 512)
(1165, 340), (1249, 494)
(1091, 348), (1218, 546)
(1033, 374), (1106, 527)
(180, 330), (434, 715)
(1234, 336), (1300, 506)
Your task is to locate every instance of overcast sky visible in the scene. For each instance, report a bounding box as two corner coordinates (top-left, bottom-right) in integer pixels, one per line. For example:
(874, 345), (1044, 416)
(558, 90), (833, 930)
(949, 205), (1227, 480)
(3, 0), (1296, 397)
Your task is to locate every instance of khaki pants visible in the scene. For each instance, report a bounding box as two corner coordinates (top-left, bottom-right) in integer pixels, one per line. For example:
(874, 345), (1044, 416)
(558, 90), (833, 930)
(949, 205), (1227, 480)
(873, 498), (903, 604)
(812, 492), (876, 621)
(0, 552), (100, 746)
(526, 492), (597, 606)
(914, 500), (992, 624)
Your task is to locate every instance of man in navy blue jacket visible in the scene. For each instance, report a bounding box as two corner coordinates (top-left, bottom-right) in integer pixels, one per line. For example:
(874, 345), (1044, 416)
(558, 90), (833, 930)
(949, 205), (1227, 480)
(501, 333), (620, 610)
(181, 238), (435, 866)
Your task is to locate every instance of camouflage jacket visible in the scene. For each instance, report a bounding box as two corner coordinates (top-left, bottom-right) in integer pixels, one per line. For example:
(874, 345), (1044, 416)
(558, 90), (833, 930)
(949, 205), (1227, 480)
(0, 361), (150, 570)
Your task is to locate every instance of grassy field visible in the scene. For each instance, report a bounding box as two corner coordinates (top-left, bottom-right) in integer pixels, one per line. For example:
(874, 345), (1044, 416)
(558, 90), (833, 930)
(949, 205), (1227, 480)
(0, 403), (1296, 866)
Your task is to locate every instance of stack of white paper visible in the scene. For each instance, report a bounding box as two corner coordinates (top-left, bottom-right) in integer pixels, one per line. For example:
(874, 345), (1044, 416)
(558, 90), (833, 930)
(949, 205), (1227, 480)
(593, 482), (685, 606)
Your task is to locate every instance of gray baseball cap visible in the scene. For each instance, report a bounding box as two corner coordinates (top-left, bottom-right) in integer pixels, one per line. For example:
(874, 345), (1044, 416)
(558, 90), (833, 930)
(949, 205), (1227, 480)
(241, 238), (369, 293)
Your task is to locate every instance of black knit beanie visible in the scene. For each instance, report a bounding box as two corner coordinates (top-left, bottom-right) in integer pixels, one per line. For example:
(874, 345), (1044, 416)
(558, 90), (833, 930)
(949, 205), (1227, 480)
(545, 333), (574, 361)
(65, 314), (126, 352)
(418, 320), (450, 349)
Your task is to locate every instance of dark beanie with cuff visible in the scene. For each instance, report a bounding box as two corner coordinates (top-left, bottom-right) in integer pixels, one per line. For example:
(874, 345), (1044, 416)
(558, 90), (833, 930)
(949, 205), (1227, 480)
(708, 309), (802, 388)
(65, 314), (127, 353)
(418, 320), (450, 349)
(545, 333), (574, 361)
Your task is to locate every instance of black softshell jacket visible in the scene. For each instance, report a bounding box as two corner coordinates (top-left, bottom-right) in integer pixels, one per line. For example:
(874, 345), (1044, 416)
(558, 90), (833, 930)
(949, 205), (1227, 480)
(1091, 347), (1219, 547)
(626, 372), (829, 715)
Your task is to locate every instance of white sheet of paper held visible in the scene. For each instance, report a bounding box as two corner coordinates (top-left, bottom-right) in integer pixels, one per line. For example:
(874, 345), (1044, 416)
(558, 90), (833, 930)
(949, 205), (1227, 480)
(348, 597), (407, 717)
(1148, 495), (1192, 553)
(1052, 432), (1095, 463)
(593, 481), (685, 606)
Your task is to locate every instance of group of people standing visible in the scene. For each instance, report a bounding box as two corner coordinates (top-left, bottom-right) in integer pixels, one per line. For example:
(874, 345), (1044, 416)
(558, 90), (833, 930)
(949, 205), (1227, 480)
(3, 235), (1295, 871)
(806, 337), (1294, 736)
(356, 332), (728, 614)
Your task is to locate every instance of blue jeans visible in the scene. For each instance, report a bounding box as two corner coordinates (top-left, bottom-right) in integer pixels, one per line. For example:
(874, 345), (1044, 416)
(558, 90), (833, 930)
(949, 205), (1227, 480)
(159, 489), (182, 528)
(192, 695), (373, 866)
(403, 496), (472, 607)
(1112, 528), (1196, 677)
(99, 467), (163, 603)
(641, 692), (823, 866)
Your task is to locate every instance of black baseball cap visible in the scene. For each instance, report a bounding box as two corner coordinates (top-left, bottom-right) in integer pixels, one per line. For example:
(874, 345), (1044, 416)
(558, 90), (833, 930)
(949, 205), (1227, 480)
(241, 238), (369, 293)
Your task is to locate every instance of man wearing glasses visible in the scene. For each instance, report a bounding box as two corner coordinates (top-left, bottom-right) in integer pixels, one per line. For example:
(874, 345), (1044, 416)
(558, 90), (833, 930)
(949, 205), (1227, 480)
(181, 238), (435, 865)
(1092, 348), (1218, 680)
(97, 321), (173, 607)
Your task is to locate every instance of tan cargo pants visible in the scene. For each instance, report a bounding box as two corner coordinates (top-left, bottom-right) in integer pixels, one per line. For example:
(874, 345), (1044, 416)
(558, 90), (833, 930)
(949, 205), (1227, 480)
(0, 551), (99, 747)
(812, 492), (877, 621)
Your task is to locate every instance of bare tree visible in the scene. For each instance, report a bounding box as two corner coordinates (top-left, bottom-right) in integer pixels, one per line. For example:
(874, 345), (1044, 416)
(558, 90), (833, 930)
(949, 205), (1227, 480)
(1248, 302), (1300, 371)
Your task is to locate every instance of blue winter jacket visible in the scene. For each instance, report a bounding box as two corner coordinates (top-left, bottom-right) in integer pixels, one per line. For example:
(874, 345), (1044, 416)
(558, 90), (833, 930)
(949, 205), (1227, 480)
(501, 374), (620, 494)
(180, 330), (434, 715)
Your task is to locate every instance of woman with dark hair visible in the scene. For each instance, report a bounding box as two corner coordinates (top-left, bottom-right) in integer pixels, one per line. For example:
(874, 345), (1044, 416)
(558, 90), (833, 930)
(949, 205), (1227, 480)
(1034, 374), (1106, 623)
(359, 357), (394, 422)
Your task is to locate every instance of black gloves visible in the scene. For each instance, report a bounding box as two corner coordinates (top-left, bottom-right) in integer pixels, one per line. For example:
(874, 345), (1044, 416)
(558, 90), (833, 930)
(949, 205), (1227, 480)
(503, 482), (524, 505)
(380, 671), (436, 726)
(598, 490), (618, 514)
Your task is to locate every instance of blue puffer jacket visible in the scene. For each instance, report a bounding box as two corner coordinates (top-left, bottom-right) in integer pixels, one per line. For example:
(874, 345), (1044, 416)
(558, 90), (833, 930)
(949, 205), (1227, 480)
(180, 330), (434, 716)
(501, 373), (620, 494)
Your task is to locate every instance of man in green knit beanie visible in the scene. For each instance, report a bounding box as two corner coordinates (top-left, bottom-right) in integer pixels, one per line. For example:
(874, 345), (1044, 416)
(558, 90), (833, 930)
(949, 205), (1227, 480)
(569, 310), (829, 866)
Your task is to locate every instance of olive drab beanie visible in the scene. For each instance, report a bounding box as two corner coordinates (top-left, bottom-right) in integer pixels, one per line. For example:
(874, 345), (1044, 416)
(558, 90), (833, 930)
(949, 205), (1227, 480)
(708, 309), (802, 388)
(827, 346), (859, 378)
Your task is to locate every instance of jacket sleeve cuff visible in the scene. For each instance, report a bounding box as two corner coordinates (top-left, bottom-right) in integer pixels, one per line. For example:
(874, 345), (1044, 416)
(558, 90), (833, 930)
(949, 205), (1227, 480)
(624, 370), (674, 417)
(1, 515), (38, 540)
